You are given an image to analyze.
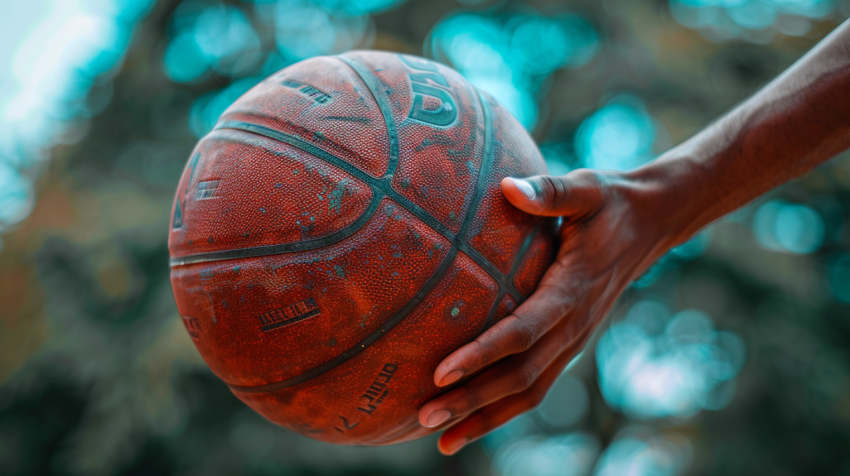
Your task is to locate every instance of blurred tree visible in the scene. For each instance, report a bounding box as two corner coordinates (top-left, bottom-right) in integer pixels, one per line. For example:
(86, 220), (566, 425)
(1, 0), (850, 475)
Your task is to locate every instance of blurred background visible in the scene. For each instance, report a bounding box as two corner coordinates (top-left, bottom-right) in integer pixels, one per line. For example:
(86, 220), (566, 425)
(2, 0), (850, 474)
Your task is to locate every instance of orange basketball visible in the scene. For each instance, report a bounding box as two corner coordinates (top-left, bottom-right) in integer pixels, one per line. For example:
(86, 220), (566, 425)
(168, 51), (557, 445)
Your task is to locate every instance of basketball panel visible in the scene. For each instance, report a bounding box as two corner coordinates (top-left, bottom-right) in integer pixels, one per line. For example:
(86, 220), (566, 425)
(220, 56), (390, 177)
(168, 129), (373, 259)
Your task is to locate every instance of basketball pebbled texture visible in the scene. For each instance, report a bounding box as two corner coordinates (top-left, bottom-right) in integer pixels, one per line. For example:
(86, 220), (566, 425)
(169, 51), (558, 445)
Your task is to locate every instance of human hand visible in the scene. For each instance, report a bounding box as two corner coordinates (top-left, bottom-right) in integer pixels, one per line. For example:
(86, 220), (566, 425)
(418, 168), (679, 455)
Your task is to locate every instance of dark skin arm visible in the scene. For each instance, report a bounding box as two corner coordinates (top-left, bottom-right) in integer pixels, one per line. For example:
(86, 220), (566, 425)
(418, 19), (850, 455)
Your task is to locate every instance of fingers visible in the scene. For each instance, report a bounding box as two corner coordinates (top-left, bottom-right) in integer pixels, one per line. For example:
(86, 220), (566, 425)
(433, 283), (573, 387)
(437, 345), (581, 455)
(421, 313), (585, 430)
(501, 169), (606, 218)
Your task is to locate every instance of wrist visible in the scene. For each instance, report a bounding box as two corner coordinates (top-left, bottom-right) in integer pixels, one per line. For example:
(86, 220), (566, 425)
(618, 151), (710, 261)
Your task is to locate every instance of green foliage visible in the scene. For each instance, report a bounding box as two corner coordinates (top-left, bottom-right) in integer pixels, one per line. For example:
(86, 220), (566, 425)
(2, 0), (850, 475)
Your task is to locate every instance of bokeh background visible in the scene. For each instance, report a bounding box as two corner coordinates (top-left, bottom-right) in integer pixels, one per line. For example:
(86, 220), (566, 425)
(3, 0), (850, 474)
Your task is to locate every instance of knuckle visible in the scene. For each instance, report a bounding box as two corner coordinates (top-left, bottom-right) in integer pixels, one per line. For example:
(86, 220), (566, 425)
(572, 168), (604, 188)
(535, 175), (567, 208)
(489, 314), (519, 335)
(513, 365), (539, 392)
(457, 386), (481, 413)
(542, 287), (577, 321)
(469, 336), (495, 365)
(511, 322), (538, 352)
(469, 335), (486, 353)
(474, 316), (522, 363)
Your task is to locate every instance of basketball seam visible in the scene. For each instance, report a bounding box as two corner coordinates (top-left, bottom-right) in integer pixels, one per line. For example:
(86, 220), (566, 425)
(464, 92), (504, 333)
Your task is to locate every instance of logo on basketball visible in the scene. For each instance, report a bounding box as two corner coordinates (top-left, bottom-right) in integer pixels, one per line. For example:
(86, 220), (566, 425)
(181, 315), (201, 341)
(256, 297), (321, 332)
(357, 363), (399, 415)
(400, 55), (457, 127)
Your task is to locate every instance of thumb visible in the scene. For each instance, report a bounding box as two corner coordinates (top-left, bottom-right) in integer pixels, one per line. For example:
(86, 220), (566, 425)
(500, 169), (606, 217)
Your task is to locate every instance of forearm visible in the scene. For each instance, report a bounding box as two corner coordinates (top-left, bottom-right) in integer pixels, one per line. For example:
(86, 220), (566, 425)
(629, 19), (850, 252)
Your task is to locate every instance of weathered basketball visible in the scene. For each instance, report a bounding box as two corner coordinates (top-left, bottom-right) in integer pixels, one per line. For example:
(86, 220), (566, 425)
(168, 51), (556, 445)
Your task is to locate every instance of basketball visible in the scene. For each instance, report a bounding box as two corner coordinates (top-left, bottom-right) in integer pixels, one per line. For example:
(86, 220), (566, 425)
(168, 51), (557, 445)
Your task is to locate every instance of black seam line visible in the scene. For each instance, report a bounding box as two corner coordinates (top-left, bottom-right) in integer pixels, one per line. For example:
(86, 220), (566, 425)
(477, 216), (547, 332)
(334, 55), (399, 178)
(169, 192), (383, 267)
(204, 121), (509, 286)
(333, 53), (515, 299)
(335, 56), (522, 300)
(475, 92), (536, 333)
(510, 219), (546, 278)
(333, 54), (512, 295)
(230, 90), (497, 394)
(460, 243), (522, 302)
(213, 121), (455, 241)
(473, 91), (505, 334)
(481, 290), (506, 333)
(229, 247), (459, 394)
(459, 93), (522, 303)
(456, 90), (514, 327)
(457, 91), (491, 239)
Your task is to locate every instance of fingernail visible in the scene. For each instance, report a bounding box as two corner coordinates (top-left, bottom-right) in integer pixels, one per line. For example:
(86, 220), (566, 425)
(425, 409), (452, 427)
(446, 437), (468, 455)
(438, 369), (464, 387)
(510, 178), (536, 200)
